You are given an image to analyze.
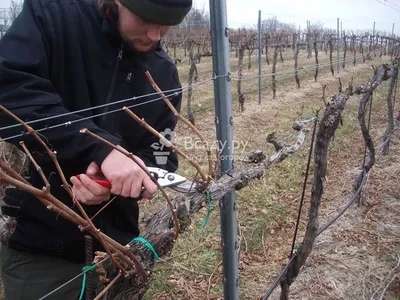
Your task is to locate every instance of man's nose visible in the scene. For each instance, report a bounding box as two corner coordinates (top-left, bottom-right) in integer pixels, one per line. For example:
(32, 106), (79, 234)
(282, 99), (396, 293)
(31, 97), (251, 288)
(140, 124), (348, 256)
(147, 26), (161, 42)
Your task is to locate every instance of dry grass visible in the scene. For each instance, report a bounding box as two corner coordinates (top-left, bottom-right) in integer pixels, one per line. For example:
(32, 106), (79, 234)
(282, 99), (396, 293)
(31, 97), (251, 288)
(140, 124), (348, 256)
(143, 51), (400, 299)
(273, 141), (400, 300)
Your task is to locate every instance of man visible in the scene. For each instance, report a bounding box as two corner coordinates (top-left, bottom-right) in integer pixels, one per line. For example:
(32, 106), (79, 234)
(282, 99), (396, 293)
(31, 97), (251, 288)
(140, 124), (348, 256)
(0, 0), (192, 298)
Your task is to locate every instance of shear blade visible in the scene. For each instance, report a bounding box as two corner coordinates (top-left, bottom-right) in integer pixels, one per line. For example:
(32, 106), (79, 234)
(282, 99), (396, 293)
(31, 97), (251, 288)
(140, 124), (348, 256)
(170, 180), (198, 193)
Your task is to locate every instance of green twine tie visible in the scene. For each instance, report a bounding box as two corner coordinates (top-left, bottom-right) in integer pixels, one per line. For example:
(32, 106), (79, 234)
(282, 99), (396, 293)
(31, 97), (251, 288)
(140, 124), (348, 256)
(78, 237), (158, 300)
(309, 115), (322, 124)
(200, 190), (215, 232)
(78, 264), (96, 300)
(288, 114), (321, 139)
(132, 237), (159, 260)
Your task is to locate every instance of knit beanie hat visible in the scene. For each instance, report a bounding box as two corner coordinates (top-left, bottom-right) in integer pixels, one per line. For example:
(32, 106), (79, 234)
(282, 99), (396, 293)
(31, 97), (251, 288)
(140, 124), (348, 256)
(120, 0), (192, 26)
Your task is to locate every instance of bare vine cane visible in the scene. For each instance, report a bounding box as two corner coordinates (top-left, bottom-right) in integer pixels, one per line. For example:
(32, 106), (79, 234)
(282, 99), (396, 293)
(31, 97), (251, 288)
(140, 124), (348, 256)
(93, 272), (123, 300)
(0, 166), (148, 282)
(0, 105), (71, 193)
(144, 71), (214, 186)
(79, 129), (180, 240)
(19, 141), (50, 192)
(122, 108), (208, 185)
(0, 105), (131, 276)
(0, 157), (28, 184)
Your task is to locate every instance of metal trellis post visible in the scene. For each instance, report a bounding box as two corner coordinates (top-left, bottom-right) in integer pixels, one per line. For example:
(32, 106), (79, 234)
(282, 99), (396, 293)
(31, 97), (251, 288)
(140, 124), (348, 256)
(392, 23), (395, 39)
(337, 18), (340, 74)
(392, 23), (395, 52)
(373, 21), (375, 38)
(341, 21), (342, 39)
(373, 21), (376, 54)
(258, 10), (262, 104)
(209, 1), (239, 299)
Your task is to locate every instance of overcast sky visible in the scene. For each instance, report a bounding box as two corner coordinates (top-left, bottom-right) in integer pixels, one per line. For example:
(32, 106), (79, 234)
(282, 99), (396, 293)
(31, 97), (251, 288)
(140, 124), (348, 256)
(1, 0), (400, 34)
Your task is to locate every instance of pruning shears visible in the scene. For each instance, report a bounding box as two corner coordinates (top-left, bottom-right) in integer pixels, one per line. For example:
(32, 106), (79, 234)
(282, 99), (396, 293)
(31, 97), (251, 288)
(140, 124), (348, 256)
(76, 167), (197, 193)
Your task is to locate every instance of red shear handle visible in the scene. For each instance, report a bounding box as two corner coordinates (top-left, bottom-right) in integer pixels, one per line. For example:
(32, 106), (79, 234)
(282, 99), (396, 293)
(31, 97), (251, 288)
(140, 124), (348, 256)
(75, 174), (112, 189)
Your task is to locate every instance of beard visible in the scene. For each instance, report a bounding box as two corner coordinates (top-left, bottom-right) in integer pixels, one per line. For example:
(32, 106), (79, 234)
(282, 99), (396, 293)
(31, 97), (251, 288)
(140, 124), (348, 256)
(122, 39), (158, 55)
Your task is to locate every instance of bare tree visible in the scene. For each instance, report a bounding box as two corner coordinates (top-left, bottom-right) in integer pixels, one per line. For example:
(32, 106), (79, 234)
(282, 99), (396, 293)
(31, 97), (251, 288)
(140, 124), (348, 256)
(0, 8), (10, 26)
(182, 4), (209, 29)
(262, 17), (296, 42)
(8, 0), (22, 24)
(262, 16), (281, 33)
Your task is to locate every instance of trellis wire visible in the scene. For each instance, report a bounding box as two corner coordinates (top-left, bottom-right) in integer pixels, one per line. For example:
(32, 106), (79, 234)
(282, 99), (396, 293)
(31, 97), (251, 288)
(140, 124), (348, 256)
(0, 75), (220, 134)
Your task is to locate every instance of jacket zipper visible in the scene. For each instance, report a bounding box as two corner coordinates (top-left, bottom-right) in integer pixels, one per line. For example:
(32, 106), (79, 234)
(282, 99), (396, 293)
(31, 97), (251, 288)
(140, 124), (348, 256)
(126, 72), (132, 83)
(99, 47), (123, 127)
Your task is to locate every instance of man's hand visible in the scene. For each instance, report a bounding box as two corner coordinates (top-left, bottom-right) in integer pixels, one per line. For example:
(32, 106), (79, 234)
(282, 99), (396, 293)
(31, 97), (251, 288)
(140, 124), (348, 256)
(100, 149), (157, 199)
(70, 161), (111, 205)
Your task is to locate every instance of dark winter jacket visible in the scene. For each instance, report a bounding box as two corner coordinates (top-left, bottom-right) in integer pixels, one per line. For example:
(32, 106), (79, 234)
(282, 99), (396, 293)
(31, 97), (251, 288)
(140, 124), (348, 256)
(0, 0), (181, 263)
